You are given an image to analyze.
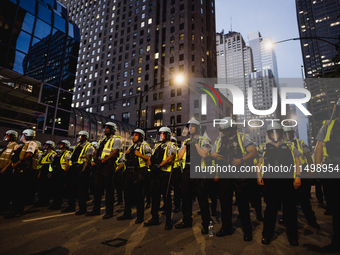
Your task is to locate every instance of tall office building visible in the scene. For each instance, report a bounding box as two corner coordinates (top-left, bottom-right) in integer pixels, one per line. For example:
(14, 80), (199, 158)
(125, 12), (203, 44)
(216, 31), (253, 103)
(296, 0), (340, 145)
(0, 0), (79, 137)
(247, 31), (280, 146)
(62, 0), (217, 139)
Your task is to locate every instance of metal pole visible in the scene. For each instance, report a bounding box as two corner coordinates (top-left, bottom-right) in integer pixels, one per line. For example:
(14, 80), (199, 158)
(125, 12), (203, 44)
(138, 90), (142, 128)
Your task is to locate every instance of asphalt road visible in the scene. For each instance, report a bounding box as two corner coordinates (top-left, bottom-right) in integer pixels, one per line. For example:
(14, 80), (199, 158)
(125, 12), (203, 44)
(0, 190), (335, 255)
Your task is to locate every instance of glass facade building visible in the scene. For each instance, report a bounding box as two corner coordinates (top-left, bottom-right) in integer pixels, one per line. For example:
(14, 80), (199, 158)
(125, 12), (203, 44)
(296, 0), (340, 145)
(0, 0), (79, 136)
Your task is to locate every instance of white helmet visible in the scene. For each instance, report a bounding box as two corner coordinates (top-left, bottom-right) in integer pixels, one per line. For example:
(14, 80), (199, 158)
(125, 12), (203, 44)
(182, 118), (201, 136)
(159, 127), (171, 136)
(283, 126), (295, 141)
(44, 140), (55, 149)
(61, 140), (71, 149)
(21, 129), (36, 141)
(218, 117), (234, 130)
(77, 131), (89, 139)
(133, 129), (145, 139)
(105, 122), (117, 131)
(266, 122), (283, 142)
(36, 140), (42, 150)
(4, 130), (18, 141)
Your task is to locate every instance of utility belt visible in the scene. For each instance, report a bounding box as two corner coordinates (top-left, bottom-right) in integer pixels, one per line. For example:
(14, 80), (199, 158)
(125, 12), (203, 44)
(125, 166), (148, 173)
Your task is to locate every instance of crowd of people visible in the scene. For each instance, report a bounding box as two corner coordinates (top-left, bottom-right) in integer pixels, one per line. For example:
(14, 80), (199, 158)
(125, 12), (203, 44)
(1, 100), (340, 252)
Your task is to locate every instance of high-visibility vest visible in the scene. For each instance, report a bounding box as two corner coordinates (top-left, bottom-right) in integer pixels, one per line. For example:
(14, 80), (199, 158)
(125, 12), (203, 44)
(294, 139), (307, 165)
(37, 150), (57, 170)
(72, 142), (92, 165)
(182, 136), (210, 168)
(126, 141), (149, 168)
(173, 145), (181, 168)
(115, 151), (126, 171)
(213, 132), (246, 166)
(100, 135), (122, 159)
(0, 142), (18, 169)
(60, 150), (71, 170)
(152, 141), (176, 172)
(19, 140), (38, 170)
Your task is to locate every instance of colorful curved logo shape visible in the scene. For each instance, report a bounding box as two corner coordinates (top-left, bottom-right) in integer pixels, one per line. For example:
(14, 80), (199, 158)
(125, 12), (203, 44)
(197, 82), (222, 115)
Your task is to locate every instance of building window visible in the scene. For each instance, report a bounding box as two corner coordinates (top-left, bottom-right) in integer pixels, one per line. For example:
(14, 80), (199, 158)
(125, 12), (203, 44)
(177, 103), (182, 111)
(122, 112), (130, 123)
(194, 99), (199, 108)
(171, 90), (175, 97)
(171, 104), (175, 112)
(179, 33), (184, 40)
(177, 88), (182, 96)
(153, 93), (157, 101)
(179, 54), (184, 61)
(177, 115), (181, 123)
(159, 92), (163, 99)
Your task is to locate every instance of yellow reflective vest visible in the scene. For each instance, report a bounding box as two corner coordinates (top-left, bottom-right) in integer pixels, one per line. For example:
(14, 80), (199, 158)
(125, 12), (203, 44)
(72, 142), (92, 165)
(37, 150), (57, 170)
(100, 135), (122, 160)
(126, 141), (149, 168)
(152, 141), (176, 172)
(182, 136), (210, 169)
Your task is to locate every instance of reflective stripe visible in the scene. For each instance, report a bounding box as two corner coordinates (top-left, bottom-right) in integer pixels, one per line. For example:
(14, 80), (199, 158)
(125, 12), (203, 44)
(182, 136), (209, 168)
(60, 150), (71, 170)
(38, 150), (57, 169)
(152, 141), (176, 172)
(324, 119), (336, 143)
(115, 152), (126, 171)
(101, 135), (122, 159)
(72, 142), (92, 164)
(295, 139), (307, 165)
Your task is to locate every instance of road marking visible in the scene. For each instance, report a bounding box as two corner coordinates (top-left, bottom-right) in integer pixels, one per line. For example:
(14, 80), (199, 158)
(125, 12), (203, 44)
(22, 207), (106, 223)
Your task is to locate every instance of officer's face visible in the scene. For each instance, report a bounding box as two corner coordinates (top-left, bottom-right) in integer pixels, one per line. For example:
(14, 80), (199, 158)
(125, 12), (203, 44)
(159, 132), (168, 142)
(58, 143), (65, 150)
(287, 131), (294, 141)
(76, 135), (86, 143)
(133, 133), (140, 143)
(189, 125), (196, 134)
(104, 127), (112, 135)
(4, 134), (11, 142)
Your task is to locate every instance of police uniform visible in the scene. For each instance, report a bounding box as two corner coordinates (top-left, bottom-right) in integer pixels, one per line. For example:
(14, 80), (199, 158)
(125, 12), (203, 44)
(290, 138), (318, 227)
(149, 141), (177, 223)
(114, 152), (125, 205)
(122, 141), (151, 220)
(65, 141), (93, 212)
(316, 118), (340, 246)
(50, 149), (71, 209)
(211, 133), (254, 236)
(12, 140), (39, 215)
(258, 141), (301, 241)
(92, 135), (122, 215)
(0, 141), (19, 211)
(180, 136), (212, 229)
(171, 144), (182, 212)
(37, 149), (57, 206)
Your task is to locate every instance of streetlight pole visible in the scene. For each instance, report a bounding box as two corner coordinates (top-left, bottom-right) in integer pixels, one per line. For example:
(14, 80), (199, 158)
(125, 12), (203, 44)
(270, 36), (340, 50)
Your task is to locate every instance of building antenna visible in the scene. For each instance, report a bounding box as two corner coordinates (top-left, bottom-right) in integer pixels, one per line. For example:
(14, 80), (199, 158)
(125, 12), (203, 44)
(230, 17), (232, 32)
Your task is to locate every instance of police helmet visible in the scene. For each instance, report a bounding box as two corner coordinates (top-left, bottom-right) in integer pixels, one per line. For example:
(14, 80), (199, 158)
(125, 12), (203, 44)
(36, 140), (42, 150)
(105, 122), (117, 131)
(266, 122), (283, 142)
(91, 141), (98, 149)
(218, 117), (235, 130)
(44, 140), (55, 149)
(77, 130), (89, 139)
(61, 140), (71, 149)
(22, 129), (36, 141)
(4, 130), (18, 141)
(170, 136), (177, 143)
(133, 129), (145, 139)
(159, 127), (172, 136)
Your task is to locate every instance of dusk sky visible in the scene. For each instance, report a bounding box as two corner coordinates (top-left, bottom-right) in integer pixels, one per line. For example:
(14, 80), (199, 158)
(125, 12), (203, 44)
(215, 0), (309, 144)
(215, 0), (304, 79)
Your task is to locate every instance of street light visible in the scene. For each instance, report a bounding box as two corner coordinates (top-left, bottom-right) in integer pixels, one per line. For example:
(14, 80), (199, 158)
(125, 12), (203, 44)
(266, 36), (340, 50)
(137, 74), (184, 128)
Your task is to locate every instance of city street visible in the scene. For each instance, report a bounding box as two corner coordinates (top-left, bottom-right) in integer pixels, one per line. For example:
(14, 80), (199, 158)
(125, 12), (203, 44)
(0, 188), (334, 255)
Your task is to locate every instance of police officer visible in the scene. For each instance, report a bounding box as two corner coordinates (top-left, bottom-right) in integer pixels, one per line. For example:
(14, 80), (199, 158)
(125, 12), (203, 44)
(86, 122), (121, 219)
(170, 136), (182, 213)
(114, 149), (125, 205)
(117, 129), (151, 223)
(36, 140), (57, 206)
(4, 129), (39, 218)
(62, 131), (93, 215)
(144, 127), (177, 230)
(257, 123), (301, 246)
(49, 140), (71, 210)
(210, 117), (258, 241)
(175, 118), (212, 234)
(314, 98), (340, 253)
(283, 126), (319, 229)
(0, 130), (20, 212)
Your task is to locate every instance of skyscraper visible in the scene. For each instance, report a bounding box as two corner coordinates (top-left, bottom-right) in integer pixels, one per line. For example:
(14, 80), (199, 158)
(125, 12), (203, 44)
(296, 0), (340, 145)
(62, 0), (217, 140)
(0, 0), (79, 136)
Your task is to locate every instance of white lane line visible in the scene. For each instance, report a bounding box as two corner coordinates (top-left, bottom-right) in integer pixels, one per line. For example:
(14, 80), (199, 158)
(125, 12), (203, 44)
(22, 207), (106, 223)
